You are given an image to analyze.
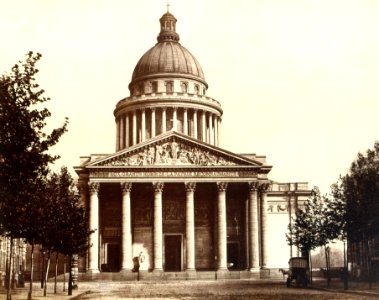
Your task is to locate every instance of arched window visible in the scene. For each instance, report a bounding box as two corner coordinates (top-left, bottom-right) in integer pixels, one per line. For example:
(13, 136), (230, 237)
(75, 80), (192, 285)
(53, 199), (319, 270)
(180, 81), (188, 93)
(194, 84), (200, 95)
(151, 81), (158, 93)
(165, 81), (173, 94)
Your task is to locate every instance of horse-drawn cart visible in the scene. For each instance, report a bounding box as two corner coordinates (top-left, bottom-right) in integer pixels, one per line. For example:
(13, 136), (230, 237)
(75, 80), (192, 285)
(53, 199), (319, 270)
(286, 257), (309, 288)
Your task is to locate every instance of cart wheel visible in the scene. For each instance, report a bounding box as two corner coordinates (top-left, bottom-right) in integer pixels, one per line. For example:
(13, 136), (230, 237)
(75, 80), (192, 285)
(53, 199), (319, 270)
(286, 277), (291, 288)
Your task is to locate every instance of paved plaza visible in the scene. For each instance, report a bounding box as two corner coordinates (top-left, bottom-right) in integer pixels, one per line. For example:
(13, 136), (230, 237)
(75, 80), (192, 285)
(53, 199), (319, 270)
(2, 279), (379, 300)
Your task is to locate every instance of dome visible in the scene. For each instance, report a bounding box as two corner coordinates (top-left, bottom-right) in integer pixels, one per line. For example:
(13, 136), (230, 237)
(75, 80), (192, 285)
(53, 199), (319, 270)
(130, 11), (206, 87)
(131, 43), (205, 82)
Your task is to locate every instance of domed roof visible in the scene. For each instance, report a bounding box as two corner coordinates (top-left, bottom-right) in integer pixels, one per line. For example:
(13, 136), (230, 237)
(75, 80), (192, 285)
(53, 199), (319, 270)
(130, 11), (206, 85)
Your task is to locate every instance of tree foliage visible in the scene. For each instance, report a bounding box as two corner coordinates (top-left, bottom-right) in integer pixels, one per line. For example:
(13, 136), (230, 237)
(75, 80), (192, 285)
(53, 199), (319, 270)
(338, 141), (379, 243)
(0, 51), (68, 238)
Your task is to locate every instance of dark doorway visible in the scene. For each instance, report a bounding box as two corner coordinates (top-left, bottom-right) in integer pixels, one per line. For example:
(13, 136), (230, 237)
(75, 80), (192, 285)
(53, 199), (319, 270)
(164, 235), (182, 271)
(107, 244), (120, 272)
(227, 242), (240, 270)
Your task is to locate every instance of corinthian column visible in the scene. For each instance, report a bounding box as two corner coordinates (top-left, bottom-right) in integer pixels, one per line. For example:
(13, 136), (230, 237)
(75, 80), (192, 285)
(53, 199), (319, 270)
(121, 182), (133, 271)
(201, 111), (206, 142)
(88, 182), (100, 273)
(141, 109), (146, 142)
(260, 182), (270, 268)
(185, 182), (196, 271)
(183, 108), (188, 135)
(248, 181), (260, 271)
(162, 108), (167, 133)
(132, 111), (137, 146)
(216, 182), (228, 271)
(151, 108), (156, 138)
(193, 110), (198, 139)
(153, 182), (164, 271)
(125, 113), (130, 148)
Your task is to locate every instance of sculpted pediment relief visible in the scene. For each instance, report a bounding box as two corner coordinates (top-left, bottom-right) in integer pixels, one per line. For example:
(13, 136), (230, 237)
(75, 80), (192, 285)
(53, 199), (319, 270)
(90, 134), (259, 167)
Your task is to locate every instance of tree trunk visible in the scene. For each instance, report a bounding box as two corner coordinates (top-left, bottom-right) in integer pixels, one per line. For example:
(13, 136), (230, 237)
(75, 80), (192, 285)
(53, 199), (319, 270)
(366, 239), (372, 289)
(6, 237), (13, 300)
(43, 251), (51, 297)
(343, 240), (348, 290)
(54, 252), (58, 294)
(28, 244), (34, 300)
(68, 255), (73, 296)
(63, 255), (66, 292)
(324, 245), (331, 287)
(309, 251), (313, 284)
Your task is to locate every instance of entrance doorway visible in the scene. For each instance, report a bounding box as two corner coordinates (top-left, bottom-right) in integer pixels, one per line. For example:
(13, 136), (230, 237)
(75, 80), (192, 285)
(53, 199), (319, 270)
(227, 242), (240, 270)
(107, 244), (120, 272)
(164, 235), (182, 271)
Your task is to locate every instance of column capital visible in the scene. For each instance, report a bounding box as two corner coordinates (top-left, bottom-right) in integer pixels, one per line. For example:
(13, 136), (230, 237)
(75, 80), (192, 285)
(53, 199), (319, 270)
(216, 182), (228, 192)
(184, 182), (196, 192)
(248, 181), (259, 192)
(152, 182), (164, 192)
(259, 182), (271, 193)
(150, 107), (156, 112)
(89, 182), (100, 194)
(120, 182), (132, 193)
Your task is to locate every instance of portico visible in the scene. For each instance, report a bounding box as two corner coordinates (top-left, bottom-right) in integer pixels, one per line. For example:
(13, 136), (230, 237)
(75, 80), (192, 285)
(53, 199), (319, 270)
(76, 132), (272, 273)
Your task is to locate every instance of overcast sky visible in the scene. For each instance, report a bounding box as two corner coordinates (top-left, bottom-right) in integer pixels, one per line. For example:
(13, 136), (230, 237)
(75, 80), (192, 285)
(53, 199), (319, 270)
(1, 0), (379, 193)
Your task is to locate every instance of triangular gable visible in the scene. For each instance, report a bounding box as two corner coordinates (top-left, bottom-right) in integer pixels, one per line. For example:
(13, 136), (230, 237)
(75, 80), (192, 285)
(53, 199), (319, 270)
(87, 131), (263, 168)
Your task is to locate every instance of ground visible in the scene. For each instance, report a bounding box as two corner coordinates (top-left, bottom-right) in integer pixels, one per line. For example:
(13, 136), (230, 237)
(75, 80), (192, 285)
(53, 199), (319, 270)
(2, 279), (379, 300)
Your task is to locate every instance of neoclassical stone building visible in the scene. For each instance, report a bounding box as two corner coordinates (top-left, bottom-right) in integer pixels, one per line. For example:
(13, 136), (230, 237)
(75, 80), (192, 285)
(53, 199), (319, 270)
(75, 10), (310, 278)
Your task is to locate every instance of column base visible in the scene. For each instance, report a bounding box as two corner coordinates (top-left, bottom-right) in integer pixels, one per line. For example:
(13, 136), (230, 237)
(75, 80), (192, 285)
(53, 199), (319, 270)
(248, 267), (260, 272)
(86, 269), (100, 274)
(185, 269), (197, 279)
(120, 268), (132, 273)
(152, 268), (163, 274)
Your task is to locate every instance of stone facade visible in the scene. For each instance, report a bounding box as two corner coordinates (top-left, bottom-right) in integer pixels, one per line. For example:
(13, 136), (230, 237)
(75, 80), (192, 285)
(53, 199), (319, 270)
(75, 10), (311, 277)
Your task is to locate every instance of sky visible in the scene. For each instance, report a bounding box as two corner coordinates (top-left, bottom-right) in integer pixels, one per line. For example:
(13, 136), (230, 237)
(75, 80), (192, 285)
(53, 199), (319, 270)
(1, 0), (379, 193)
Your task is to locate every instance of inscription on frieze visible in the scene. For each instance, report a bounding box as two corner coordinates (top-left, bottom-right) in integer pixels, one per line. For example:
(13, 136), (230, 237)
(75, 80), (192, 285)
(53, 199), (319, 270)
(90, 170), (257, 178)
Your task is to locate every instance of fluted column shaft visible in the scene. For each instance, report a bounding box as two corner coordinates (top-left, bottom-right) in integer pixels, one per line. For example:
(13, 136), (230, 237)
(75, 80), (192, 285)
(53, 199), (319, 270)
(260, 183), (270, 268)
(183, 108), (188, 135)
(125, 113), (130, 148)
(193, 110), (198, 139)
(202, 111), (206, 142)
(141, 109), (146, 142)
(121, 182), (133, 271)
(208, 113), (213, 145)
(214, 115), (218, 147)
(217, 182), (228, 270)
(248, 182), (259, 270)
(162, 108), (167, 133)
(132, 111), (137, 146)
(88, 182), (100, 273)
(217, 118), (221, 147)
(151, 108), (156, 138)
(172, 107), (177, 131)
(153, 182), (164, 271)
(185, 182), (196, 271)
(120, 115), (125, 149)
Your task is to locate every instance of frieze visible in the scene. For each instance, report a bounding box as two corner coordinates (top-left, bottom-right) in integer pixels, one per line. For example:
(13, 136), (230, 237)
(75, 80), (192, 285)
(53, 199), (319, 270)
(89, 170), (257, 178)
(98, 141), (238, 167)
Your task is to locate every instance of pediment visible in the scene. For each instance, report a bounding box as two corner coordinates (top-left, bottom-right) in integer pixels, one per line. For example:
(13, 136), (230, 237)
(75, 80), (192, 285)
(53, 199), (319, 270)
(87, 132), (263, 168)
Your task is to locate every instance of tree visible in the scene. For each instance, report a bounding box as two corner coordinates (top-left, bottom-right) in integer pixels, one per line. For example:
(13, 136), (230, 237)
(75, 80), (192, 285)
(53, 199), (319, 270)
(337, 141), (379, 288)
(0, 52), (68, 300)
(286, 187), (341, 286)
(46, 167), (93, 296)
